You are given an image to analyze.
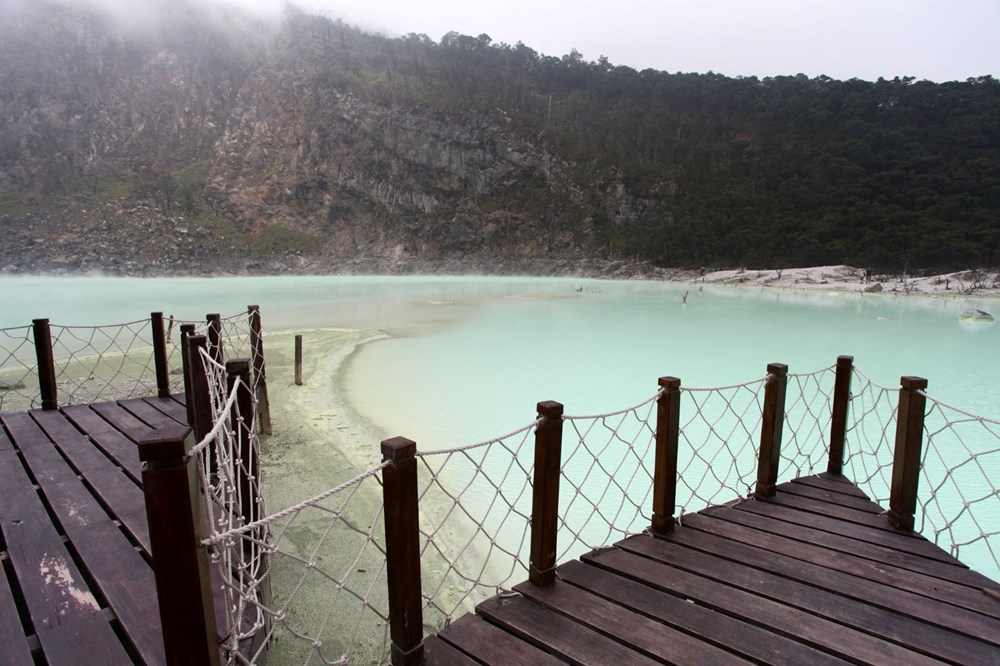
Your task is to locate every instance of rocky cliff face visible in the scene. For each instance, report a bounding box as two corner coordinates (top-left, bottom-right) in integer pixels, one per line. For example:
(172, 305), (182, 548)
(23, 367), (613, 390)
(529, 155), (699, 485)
(0, 1), (675, 276)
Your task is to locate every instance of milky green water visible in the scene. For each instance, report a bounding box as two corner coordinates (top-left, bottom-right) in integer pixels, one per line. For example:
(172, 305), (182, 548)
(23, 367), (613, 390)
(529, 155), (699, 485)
(341, 279), (1000, 448)
(7, 277), (1000, 422)
(3, 275), (998, 578)
(4, 274), (998, 438)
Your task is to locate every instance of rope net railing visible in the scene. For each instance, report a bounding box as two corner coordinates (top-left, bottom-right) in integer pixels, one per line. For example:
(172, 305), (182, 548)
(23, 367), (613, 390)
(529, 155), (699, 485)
(209, 370), (845, 663)
(0, 310), (258, 412)
(203, 443), (392, 664)
(841, 368), (900, 505)
(0, 325), (36, 411)
(558, 397), (658, 561)
(779, 365), (838, 480)
(192, 362), (999, 665)
(172, 312), (257, 377)
(192, 346), (273, 663)
(839, 368), (1000, 580)
(919, 395), (1000, 580)
(675, 377), (766, 517)
(50, 318), (169, 405)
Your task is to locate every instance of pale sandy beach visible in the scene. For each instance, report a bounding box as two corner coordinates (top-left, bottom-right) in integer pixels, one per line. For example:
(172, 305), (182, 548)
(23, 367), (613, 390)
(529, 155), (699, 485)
(259, 328), (493, 663)
(691, 265), (1000, 297)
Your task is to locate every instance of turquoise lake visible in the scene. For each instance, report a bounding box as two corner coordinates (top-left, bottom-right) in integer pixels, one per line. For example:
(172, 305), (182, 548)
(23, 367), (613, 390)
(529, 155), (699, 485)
(3, 274), (999, 443)
(2, 274), (998, 578)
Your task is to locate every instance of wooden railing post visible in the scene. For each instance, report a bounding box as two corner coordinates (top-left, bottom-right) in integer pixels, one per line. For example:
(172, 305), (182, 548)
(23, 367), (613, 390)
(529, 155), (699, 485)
(151, 312), (171, 398)
(180, 324), (196, 427)
(381, 436), (424, 666)
(755, 363), (788, 498)
(888, 376), (928, 531)
(294, 334), (303, 386)
(184, 334), (214, 443)
(530, 400), (564, 587)
(138, 425), (220, 666)
(32, 318), (57, 410)
(248, 305), (272, 435)
(206, 314), (224, 366)
(226, 359), (259, 533)
(651, 377), (681, 534)
(827, 355), (854, 476)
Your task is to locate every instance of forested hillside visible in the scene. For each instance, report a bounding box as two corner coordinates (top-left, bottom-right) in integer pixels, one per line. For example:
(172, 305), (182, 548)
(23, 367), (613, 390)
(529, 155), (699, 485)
(1, 1), (997, 274)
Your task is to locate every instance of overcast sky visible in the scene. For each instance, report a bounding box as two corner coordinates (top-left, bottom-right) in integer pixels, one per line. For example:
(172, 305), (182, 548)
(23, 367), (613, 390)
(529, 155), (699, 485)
(80, 0), (1000, 82)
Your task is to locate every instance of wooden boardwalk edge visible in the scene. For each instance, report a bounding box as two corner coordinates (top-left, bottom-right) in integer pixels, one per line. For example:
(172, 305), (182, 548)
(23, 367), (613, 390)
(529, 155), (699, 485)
(426, 475), (1000, 666)
(0, 395), (206, 666)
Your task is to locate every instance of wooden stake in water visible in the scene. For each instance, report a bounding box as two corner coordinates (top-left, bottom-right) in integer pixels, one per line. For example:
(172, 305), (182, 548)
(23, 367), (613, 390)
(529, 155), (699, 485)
(294, 334), (303, 386)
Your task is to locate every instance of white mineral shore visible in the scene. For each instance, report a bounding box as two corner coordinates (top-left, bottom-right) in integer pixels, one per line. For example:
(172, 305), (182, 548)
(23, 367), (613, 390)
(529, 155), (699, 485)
(685, 265), (1000, 297)
(259, 329), (488, 664)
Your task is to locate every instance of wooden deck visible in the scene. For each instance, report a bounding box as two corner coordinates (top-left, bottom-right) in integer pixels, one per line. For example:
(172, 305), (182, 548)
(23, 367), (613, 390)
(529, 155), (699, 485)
(4, 390), (1000, 665)
(424, 473), (1000, 665)
(0, 395), (193, 666)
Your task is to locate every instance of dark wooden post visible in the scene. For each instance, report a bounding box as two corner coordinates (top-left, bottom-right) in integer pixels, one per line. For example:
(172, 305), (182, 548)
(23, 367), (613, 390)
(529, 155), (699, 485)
(294, 334), (303, 386)
(530, 401), (564, 587)
(185, 334), (214, 444)
(180, 324), (196, 428)
(247, 305), (272, 435)
(651, 377), (681, 534)
(827, 355), (854, 476)
(226, 359), (259, 532)
(887, 376), (928, 531)
(381, 437), (424, 665)
(32, 318), (57, 410)
(138, 426), (220, 666)
(151, 312), (171, 398)
(755, 363), (788, 499)
(206, 314), (224, 366)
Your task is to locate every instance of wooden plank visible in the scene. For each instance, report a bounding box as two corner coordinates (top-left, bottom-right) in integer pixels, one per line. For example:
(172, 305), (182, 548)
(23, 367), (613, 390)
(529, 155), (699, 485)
(3, 412), (110, 528)
(117, 508), (152, 556)
(30, 410), (149, 552)
(141, 395), (189, 425)
(423, 635), (479, 665)
(0, 553), (35, 666)
(0, 420), (13, 451)
(555, 560), (850, 666)
(805, 473), (872, 499)
(476, 593), (662, 666)
(513, 578), (752, 664)
(735, 495), (964, 565)
(436, 613), (564, 665)
(702, 503), (996, 589)
(118, 397), (184, 430)
(583, 547), (943, 665)
(35, 611), (134, 666)
(6, 535), (104, 633)
(2, 483), (130, 666)
(781, 479), (883, 513)
(61, 404), (143, 480)
(618, 534), (1000, 659)
(768, 490), (896, 529)
(88, 401), (157, 443)
(70, 520), (164, 666)
(682, 512), (1000, 618)
(0, 417), (151, 664)
(0, 449), (54, 544)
